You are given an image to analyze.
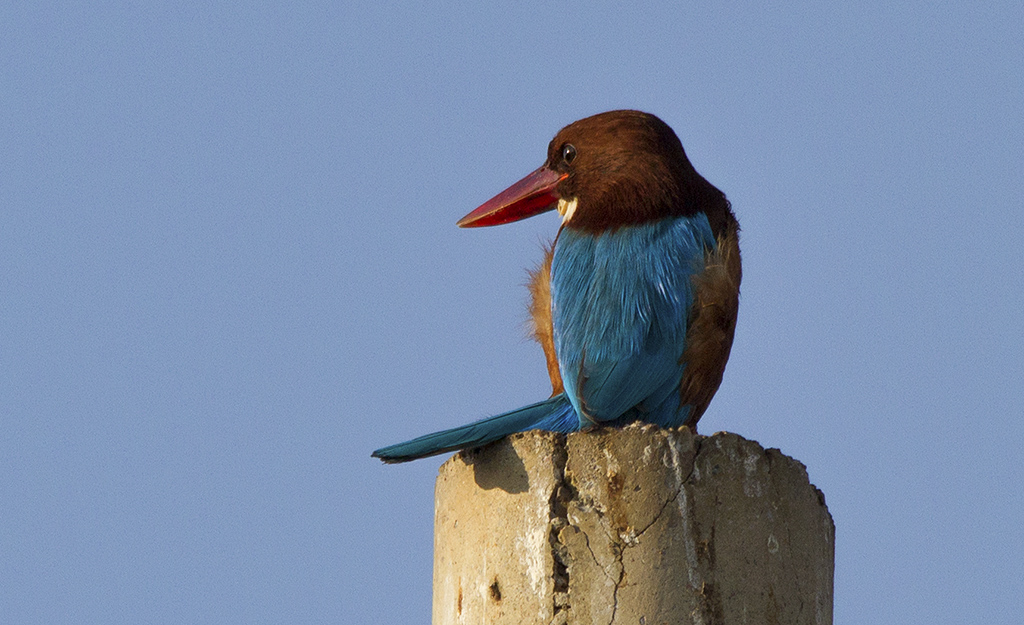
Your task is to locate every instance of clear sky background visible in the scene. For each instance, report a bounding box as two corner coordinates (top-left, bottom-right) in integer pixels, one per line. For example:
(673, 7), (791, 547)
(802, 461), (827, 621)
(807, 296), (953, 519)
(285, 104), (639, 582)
(3, 2), (1022, 623)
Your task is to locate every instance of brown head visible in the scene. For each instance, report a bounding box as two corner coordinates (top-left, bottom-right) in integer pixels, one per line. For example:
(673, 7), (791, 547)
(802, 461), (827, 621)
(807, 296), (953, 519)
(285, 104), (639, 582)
(458, 110), (732, 238)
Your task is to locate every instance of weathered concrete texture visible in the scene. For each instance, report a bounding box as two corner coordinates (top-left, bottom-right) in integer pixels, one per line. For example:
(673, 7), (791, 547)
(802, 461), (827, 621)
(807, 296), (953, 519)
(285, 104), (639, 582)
(433, 426), (834, 625)
(433, 431), (566, 625)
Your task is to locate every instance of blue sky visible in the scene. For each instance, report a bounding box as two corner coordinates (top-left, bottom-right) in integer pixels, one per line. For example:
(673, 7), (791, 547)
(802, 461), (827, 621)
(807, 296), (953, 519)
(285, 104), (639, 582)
(3, 1), (1022, 622)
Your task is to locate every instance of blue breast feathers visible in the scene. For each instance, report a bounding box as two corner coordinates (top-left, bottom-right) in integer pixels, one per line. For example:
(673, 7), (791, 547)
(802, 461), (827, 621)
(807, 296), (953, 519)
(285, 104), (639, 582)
(550, 214), (716, 426)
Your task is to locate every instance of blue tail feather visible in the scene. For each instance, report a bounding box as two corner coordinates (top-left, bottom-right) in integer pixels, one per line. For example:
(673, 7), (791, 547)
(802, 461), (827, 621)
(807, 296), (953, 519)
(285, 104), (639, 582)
(372, 394), (577, 463)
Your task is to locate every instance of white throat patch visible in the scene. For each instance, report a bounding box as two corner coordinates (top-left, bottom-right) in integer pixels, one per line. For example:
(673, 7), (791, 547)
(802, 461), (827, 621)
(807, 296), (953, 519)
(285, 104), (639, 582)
(557, 197), (578, 224)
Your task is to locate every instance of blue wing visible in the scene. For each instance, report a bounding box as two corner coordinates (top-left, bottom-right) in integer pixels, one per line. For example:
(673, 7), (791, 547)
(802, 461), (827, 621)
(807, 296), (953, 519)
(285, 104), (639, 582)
(551, 215), (715, 428)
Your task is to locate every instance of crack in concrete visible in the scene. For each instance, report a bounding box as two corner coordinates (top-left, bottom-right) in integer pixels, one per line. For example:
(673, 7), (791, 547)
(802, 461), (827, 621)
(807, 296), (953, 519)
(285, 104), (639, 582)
(609, 563), (621, 625)
(556, 431), (700, 625)
(634, 479), (683, 540)
(548, 435), (570, 625)
(568, 510), (623, 625)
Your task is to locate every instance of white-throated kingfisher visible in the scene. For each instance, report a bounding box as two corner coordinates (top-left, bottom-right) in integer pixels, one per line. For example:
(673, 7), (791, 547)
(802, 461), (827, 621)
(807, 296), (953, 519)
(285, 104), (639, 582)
(373, 110), (740, 463)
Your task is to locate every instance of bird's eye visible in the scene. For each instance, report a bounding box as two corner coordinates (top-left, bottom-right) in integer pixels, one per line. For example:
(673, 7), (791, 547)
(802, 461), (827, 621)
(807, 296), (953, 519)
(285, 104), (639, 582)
(561, 144), (577, 165)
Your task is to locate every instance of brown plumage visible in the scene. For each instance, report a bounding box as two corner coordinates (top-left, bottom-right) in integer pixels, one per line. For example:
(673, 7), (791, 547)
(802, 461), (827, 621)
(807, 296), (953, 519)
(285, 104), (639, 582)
(526, 244), (564, 396)
(679, 221), (742, 427)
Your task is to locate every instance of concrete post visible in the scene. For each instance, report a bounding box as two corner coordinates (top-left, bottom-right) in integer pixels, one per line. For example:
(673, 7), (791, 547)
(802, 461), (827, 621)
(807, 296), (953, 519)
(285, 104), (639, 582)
(432, 425), (834, 625)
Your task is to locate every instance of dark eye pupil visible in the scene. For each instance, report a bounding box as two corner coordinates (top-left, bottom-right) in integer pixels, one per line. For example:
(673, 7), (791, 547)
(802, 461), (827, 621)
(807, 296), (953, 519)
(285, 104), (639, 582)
(562, 144), (577, 164)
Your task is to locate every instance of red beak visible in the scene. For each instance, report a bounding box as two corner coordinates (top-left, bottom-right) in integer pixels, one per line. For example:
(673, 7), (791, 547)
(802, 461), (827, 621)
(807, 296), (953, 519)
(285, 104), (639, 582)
(457, 166), (567, 228)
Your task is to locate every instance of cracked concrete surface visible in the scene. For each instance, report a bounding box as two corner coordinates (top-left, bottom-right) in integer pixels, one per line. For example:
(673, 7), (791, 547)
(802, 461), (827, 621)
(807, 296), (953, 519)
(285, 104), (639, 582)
(432, 426), (834, 625)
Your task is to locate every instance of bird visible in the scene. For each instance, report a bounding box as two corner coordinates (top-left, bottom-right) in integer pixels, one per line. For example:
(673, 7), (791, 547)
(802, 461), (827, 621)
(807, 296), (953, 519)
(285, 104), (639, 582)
(373, 110), (740, 463)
